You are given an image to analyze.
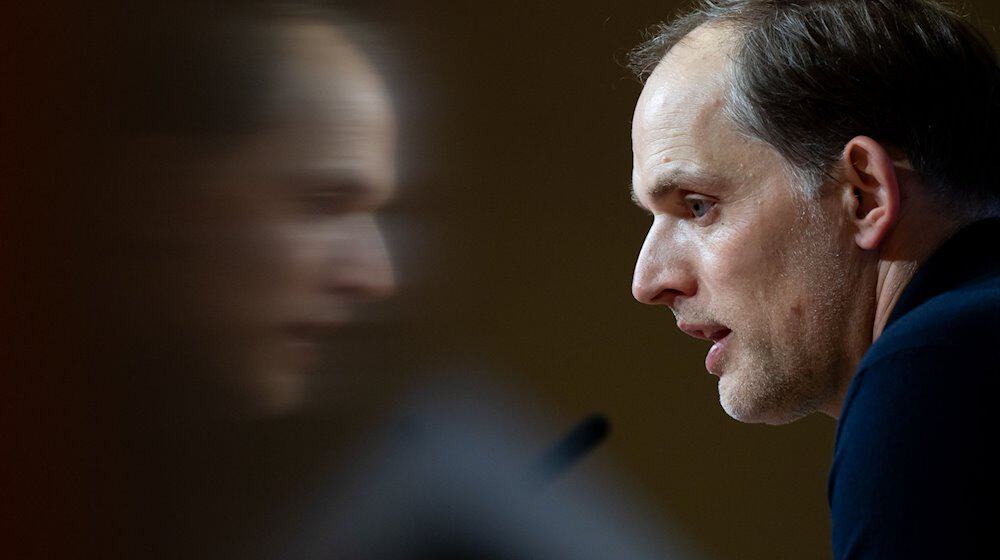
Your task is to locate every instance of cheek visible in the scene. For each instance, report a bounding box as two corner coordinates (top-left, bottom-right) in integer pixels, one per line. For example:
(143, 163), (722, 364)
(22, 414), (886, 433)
(697, 216), (817, 340)
(697, 224), (782, 304)
(271, 218), (343, 273)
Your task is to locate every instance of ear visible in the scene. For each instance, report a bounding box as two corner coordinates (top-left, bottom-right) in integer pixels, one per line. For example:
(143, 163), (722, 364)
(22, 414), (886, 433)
(840, 136), (901, 251)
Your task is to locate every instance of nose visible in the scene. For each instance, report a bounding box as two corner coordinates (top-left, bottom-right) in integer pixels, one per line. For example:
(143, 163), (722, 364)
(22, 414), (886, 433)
(326, 214), (395, 302)
(631, 223), (696, 307)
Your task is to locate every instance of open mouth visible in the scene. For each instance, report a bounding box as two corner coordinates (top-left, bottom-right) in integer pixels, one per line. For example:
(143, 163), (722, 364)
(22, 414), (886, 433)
(676, 322), (733, 374)
(708, 328), (731, 342)
(281, 319), (348, 341)
(677, 322), (730, 342)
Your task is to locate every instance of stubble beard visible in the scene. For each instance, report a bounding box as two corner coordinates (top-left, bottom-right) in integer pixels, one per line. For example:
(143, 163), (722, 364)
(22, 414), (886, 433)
(718, 198), (857, 425)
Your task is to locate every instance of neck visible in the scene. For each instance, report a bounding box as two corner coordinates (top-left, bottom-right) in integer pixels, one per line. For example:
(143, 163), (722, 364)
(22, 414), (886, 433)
(871, 259), (919, 340)
(823, 198), (968, 420)
(871, 206), (968, 341)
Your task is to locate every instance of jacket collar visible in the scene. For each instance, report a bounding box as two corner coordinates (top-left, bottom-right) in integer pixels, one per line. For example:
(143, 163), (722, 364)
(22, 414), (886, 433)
(884, 217), (1000, 330)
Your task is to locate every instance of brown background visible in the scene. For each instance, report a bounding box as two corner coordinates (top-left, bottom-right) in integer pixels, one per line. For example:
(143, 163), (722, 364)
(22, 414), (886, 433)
(346, 2), (1000, 558)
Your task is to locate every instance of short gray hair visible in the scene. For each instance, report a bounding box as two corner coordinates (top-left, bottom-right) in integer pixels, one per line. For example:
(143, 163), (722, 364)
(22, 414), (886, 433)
(630, 0), (1000, 214)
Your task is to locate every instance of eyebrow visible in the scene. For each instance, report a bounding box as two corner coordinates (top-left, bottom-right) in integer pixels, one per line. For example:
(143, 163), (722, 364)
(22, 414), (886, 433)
(630, 167), (721, 210)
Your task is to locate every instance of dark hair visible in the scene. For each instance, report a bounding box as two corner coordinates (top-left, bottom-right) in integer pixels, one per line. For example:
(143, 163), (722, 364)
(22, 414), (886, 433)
(629, 0), (1000, 213)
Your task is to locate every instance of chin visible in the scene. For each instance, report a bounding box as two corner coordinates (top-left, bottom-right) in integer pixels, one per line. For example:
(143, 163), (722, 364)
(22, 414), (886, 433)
(246, 371), (308, 416)
(718, 371), (812, 425)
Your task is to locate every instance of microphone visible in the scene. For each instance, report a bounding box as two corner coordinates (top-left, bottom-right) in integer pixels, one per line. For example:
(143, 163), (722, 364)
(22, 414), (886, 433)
(532, 413), (611, 485)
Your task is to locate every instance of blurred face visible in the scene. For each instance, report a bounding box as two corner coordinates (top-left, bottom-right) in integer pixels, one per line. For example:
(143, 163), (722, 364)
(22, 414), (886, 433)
(629, 27), (864, 424)
(205, 21), (397, 414)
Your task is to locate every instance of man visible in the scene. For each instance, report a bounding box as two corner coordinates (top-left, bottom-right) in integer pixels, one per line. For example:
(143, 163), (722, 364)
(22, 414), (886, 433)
(627, 0), (1000, 557)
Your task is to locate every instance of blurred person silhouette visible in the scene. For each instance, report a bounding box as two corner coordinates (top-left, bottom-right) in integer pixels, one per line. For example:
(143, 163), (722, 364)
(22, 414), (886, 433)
(5, 2), (400, 558)
(106, 1), (398, 419)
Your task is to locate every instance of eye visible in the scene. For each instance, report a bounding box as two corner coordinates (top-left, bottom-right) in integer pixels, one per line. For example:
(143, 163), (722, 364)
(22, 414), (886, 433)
(290, 179), (367, 216)
(683, 195), (716, 219)
(301, 185), (355, 214)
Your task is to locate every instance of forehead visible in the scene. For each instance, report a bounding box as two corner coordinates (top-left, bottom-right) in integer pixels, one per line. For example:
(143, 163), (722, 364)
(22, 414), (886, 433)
(267, 21), (397, 195)
(638, 26), (731, 105)
(631, 25), (789, 196)
(273, 20), (396, 145)
(633, 26), (732, 159)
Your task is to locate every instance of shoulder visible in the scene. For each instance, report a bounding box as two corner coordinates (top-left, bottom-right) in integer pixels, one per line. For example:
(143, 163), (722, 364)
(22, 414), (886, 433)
(839, 278), (1000, 433)
(836, 276), (1000, 461)
(829, 309), (999, 558)
(827, 230), (1000, 558)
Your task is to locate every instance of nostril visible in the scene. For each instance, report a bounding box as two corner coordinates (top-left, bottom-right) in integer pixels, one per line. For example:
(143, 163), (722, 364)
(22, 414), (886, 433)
(650, 287), (684, 308)
(632, 282), (674, 305)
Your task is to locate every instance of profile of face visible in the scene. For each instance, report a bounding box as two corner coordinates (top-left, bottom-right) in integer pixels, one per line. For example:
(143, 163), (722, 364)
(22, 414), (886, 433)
(187, 19), (397, 415)
(629, 26), (864, 424)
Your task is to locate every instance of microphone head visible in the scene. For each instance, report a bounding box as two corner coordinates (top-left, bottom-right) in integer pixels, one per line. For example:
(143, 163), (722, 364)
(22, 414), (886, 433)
(533, 413), (611, 485)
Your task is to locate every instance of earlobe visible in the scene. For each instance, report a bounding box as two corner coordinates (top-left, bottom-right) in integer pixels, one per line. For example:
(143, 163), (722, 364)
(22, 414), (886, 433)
(841, 136), (901, 251)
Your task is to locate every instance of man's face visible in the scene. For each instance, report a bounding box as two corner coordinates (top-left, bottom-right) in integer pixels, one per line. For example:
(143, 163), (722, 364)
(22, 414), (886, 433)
(629, 27), (863, 424)
(201, 21), (397, 414)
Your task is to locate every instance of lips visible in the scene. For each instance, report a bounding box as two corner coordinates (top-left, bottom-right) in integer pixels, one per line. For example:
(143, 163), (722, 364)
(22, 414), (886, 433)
(677, 322), (732, 374)
(678, 322), (730, 342)
(281, 316), (350, 341)
(704, 330), (731, 374)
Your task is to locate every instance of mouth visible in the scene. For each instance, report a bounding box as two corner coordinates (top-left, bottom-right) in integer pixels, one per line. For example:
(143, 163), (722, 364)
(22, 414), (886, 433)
(707, 328), (731, 343)
(281, 318), (348, 341)
(704, 329), (731, 374)
(677, 322), (732, 374)
(279, 318), (350, 369)
(677, 321), (730, 342)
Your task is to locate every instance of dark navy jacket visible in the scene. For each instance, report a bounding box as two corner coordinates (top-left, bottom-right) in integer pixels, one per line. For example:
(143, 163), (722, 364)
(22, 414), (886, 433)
(830, 218), (1000, 559)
